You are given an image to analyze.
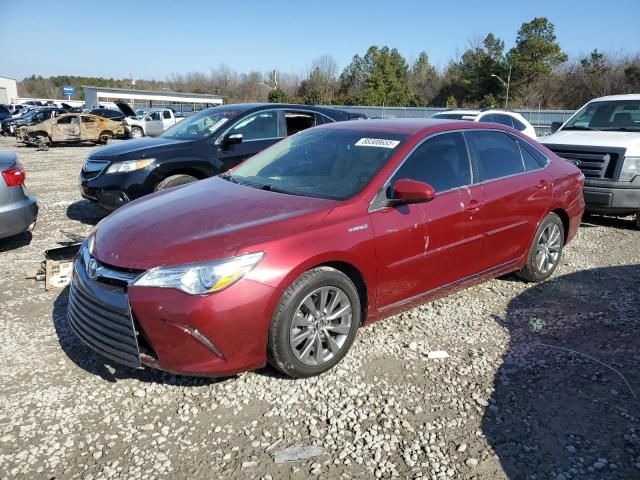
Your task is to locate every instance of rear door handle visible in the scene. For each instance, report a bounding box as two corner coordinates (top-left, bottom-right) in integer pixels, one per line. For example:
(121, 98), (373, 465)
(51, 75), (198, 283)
(465, 200), (483, 213)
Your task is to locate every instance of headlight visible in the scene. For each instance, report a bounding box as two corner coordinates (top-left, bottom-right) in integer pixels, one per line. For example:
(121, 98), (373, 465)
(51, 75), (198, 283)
(133, 252), (265, 295)
(106, 158), (155, 174)
(619, 156), (640, 182)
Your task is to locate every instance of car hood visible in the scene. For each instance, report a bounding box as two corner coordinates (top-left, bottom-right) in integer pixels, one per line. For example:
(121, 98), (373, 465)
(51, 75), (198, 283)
(89, 136), (192, 159)
(542, 130), (640, 153)
(93, 177), (338, 270)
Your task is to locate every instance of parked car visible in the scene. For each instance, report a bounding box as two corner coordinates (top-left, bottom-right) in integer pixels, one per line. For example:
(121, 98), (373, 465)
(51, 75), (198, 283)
(119, 105), (184, 139)
(87, 108), (125, 122)
(430, 109), (537, 138)
(1, 107), (68, 136)
(79, 103), (356, 210)
(68, 119), (584, 378)
(0, 152), (38, 240)
(16, 113), (125, 150)
(542, 94), (640, 228)
(0, 105), (12, 122)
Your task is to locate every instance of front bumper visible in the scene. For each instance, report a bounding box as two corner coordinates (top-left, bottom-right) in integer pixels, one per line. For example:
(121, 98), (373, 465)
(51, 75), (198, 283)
(68, 252), (279, 376)
(583, 184), (640, 215)
(79, 168), (159, 209)
(0, 194), (38, 239)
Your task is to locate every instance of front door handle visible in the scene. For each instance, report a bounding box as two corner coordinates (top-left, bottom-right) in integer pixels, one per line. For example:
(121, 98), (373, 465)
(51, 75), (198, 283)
(536, 179), (548, 189)
(465, 199), (483, 213)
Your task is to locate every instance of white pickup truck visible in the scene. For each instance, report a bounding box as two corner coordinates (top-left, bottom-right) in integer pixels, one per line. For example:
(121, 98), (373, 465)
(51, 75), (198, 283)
(115, 102), (184, 138)
(541, 94), (640, 228)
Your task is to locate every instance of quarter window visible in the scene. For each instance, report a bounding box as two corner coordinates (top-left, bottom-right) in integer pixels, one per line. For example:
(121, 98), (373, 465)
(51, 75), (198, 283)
(284, 111), (316, 135)
(391, 132), (472, 192)
(466, 130), (524, 181)
(230, 111), (279, 141)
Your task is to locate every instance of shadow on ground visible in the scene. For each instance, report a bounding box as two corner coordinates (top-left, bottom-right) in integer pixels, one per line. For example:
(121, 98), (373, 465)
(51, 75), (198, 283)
(66, 199), (110, 226)
(0, 231), (32, 253)
(484, 264), (640, 479)
(52, 287), (227, 387)
(581, 213), (639, 231)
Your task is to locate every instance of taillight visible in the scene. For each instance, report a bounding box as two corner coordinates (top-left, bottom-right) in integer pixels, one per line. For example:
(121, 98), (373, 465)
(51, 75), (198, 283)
(2, 165), (26, 187)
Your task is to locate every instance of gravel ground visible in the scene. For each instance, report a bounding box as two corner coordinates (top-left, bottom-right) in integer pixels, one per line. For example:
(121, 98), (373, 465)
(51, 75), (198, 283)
(0, 136), (639, 480)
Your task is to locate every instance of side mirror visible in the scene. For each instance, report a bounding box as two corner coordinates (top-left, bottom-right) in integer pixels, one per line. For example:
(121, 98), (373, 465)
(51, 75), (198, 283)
(221, 132), (243, 149)
(550, 121), (562, 133)
(145, 117), (153, 122)
(392, 179), (436, 204)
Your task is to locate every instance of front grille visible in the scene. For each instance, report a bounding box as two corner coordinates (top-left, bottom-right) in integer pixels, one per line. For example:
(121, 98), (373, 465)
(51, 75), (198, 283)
(547, 146), (625, 179)
(67, 260), (141, 368)
(82, 159), (109, 180)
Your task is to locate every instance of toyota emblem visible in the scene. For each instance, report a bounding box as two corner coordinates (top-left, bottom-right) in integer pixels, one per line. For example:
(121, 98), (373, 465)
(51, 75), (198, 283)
(87, 259), (99, 279)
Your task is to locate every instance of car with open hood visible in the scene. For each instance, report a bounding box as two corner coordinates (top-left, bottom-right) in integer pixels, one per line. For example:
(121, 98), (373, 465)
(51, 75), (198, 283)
(78, 103), (356, 210)
(68, 119), (584, 378)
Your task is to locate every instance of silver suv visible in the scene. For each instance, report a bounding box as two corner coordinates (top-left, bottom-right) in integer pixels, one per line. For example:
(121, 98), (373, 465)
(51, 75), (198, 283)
(0, 152), (38, 240)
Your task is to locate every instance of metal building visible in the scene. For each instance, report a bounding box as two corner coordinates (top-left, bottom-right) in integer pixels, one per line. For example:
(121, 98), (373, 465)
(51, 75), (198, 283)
(83, 86), (223, 113)
(0, 76), (18, 104)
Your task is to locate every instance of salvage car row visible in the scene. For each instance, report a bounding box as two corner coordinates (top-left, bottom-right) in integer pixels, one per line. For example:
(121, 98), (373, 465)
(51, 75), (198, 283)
(3, 93), (639, 380)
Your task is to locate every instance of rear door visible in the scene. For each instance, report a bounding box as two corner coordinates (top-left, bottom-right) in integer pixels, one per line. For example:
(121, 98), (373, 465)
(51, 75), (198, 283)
(161, 110), (174, 130)
(465, 130), (552, 271)
(80, 116), (101, 140)
(215, 110), (282, 170)
(144, 111), (164, 136)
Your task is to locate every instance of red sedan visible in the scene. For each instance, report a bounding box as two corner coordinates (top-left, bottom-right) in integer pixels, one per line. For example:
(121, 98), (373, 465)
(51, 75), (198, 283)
(68, 119), (585, 378)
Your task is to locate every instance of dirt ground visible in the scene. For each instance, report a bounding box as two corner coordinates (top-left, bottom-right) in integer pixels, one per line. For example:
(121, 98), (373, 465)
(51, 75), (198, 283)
(0, 135), (638, 480)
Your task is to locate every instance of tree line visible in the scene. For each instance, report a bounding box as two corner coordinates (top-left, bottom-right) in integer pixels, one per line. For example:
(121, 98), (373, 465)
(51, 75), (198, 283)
(17, 17), (640, 110)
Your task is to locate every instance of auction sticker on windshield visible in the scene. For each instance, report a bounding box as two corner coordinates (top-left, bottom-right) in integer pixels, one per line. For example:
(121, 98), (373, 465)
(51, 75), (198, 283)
(355, 138), (401, 148)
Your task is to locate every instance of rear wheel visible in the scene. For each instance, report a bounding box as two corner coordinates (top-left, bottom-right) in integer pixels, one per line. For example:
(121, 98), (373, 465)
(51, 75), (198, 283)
(268, 267), (361, 378)
(98, 131), (112, 144)
(155, 174), (198, 191)
(516, 213), (564, 282)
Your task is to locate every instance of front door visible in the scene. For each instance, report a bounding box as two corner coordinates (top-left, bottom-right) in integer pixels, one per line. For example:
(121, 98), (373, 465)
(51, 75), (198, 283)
(51, 115), (80, 142)
(216, 110), (282, 171)
(144, 111), (164, 136)
(372, 131), (482, 309)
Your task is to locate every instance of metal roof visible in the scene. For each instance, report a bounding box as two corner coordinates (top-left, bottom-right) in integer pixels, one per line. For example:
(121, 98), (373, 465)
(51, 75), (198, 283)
(82, 85), (223, 100)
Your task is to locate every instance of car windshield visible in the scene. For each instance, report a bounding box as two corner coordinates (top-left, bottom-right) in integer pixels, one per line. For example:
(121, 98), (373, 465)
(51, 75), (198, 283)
(161, 108), (242, 140)
(226, 128), (408, 200)
(563, 99), (640, 131)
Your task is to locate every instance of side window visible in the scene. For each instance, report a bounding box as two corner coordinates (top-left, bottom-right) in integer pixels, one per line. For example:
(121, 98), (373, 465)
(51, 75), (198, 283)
(163, 111), (172, 119)
(230, 111), (278, 141)
(284, 111), (316, 136)
(81, 116), (95, 123)
(391, 132), (471, 192)
(512, 117), (527, 131)
(56, 116), (74, 124)
(479, 113), (495, 123)
(492, 114), (515, 128)
(148, 112), (161, 121)
(518, 141), (546, 171)
(466, 130), (524, 182)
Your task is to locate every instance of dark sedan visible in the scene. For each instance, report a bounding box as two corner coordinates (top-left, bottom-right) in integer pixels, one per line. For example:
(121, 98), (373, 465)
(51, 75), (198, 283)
(79, 103), (356, 210)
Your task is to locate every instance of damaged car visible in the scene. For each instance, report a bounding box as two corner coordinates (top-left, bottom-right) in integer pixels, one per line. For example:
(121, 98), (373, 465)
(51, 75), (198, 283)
(16, 113), (125, 150)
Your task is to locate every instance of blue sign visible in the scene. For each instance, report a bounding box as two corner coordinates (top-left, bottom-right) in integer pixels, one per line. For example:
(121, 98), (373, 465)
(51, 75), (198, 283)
(62, 86), (75, 96)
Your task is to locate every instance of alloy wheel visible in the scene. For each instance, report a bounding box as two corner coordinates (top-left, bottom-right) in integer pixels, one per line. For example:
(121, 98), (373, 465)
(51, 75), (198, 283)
(536, 223), (562, 274)
(289, 286), (352, 366)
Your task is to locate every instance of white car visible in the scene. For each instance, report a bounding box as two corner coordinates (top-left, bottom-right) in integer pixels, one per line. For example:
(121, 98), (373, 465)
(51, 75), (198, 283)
(430, 109), (537, 139)
(541, 94), (640, 227)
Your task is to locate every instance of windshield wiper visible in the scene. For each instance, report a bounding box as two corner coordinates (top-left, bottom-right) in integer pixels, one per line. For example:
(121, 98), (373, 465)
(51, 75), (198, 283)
(219, 173), (240, 184)
(562, 126), (601, 131)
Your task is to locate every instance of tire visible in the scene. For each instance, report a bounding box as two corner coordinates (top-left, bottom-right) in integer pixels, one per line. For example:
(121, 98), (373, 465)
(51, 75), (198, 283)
(35, 135), (50, 151)
(155, 174), (198, 191)
(130, 127), (143, 139)
(516, 213), (564, 283)
(635, 211), (640, 230)
(98, 131), (112, 144)
(268, 267), (361, 378)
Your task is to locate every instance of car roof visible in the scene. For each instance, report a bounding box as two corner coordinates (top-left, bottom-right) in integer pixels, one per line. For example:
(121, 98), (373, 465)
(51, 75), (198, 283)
(318, 118), (495, 136)
(589, 93), (640, 102)
(433, 109), (480, 116)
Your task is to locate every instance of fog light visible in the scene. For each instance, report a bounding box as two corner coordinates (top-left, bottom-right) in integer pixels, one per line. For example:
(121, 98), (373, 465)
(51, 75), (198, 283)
(27, 221), (36, 232)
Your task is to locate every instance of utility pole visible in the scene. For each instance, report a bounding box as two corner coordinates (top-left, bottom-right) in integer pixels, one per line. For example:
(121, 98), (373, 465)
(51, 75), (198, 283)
(491, 65), (511, 109)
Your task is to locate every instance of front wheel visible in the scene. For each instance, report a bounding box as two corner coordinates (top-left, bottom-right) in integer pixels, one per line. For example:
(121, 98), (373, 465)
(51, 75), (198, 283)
(130, 127), (143, 139)
(635, 211), (640, 230)
(516, 213), (564, 282)
(268, 267), (361, 378)
(155, 174), (198, 191)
